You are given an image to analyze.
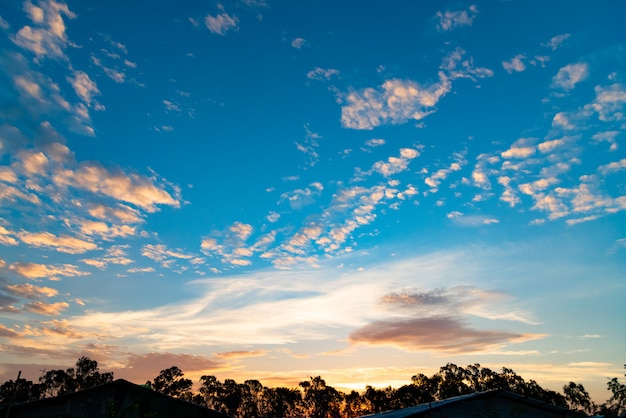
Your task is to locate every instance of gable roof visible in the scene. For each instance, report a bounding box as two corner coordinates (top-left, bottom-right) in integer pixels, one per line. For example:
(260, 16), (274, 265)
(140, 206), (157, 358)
(1, 378), (231, 418)
(360, 390), (571, 418)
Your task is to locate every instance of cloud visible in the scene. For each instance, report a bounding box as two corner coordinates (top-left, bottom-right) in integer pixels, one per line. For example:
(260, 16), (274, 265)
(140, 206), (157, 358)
(543, 34), (570, 50)
(18, 231), (97, 254)
(440, 48), (493, 81)
(552, 63), (589, 91)
(112, 352), (225, 383)
(365, 138), (385, 148)
(306, 67), (339, 82)
(205, 8), (239, 35)
(435, 5), (478, 31)
(341, 49), (490, 130)
(12, 0), (76, 60)
(449, 214), (500, 227)
(589, 83), (626, 122)
(349, 316), (542, 354)
(501, 146), (535, 159)
(53, 162), (181, 212)
(0, 226), (18, 246)
(599, 158), (626, 175)
(141, 244), (195, 269)
(371, 148), (420, 178)
(5, 283), (58, 299)
(127, 267), (155, 274)
(502, 54), (527, 74)
(9, 262), (90, 280)
(68, 71), (100, 107)
(341, 75), (451, 130)
(215, 350), (267, 359)
(77, 219), (135, 239)
(424, 154), (465, 189)
(0, 323), (23, 338)
(291, 37), (306, 49)
(281, 182), (324, 209)
(24, 300), (69, 316)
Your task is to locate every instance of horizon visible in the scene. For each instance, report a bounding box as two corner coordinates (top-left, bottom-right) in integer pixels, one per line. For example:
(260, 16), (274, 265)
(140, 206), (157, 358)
(0, 0), (625, 407)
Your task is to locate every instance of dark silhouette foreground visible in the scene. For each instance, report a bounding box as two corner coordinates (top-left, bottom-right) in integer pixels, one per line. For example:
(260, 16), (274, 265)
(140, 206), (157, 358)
(1, 358), (624, 417)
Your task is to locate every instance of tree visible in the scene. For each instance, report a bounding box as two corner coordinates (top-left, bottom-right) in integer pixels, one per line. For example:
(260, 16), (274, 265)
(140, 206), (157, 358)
(600, 365), (626, 417)
(563, 381), (594, 415)
(300, 376), (341, 418)
(0, 378), (41, 406)
(151, 366), (193, 401)
(259, 386), (303, 418)
(38, 356), (113, 398)
(73, 356), (114, 391)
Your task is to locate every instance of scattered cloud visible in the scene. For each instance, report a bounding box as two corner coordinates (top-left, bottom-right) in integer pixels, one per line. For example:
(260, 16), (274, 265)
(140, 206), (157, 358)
(12, 0), (76, 60)
(342, 49), (491, 130)
(205, 6), (239, 36)
(307, 67), (339, 82)
(291, 37), (306, 49)
(24, 300), (70, 316)
(502, 54), (527, 74)
(18, 231), (98, 254)
(543, 33), (570, 51)
(5, 283), (58, 299)
(435, 5), (478, 31)
(341, 75), (450, 130)
(552, 63), (589, 91)
(9, 262), (90, 280)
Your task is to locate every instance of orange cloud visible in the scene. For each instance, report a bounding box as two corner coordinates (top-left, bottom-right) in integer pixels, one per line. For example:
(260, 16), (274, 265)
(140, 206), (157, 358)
(24, 301), (70, 316)
(18, 231), (97, 254)
(6, 283), (58, 299)
(9, 262), (90, 280)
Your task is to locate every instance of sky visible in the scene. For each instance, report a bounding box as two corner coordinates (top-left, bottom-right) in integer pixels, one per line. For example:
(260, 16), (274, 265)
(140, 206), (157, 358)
(0, 0), (625, 403)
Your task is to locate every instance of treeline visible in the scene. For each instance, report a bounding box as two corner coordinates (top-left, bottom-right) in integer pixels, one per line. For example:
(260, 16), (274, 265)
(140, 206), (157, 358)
(1, 357), (625, 417)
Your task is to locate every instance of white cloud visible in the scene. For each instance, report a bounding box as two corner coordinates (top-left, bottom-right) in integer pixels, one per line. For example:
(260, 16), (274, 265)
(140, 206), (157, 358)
(435, 5), (478, 31)
(365, 138), (385, 147)
(552, 63), (589, 91)
(543, 33), (570, 50)
(501, 146), (535, 159)
(341, 75), (451, 130)
(205, 9), (239, 35)
(68, 71), (100, 107)
(307, 67), (339, 81)
(291, 37), (306, 49)
(502, 54), (527, 74)
(372, 148), (420, 177)
(589, 83), (626, 122)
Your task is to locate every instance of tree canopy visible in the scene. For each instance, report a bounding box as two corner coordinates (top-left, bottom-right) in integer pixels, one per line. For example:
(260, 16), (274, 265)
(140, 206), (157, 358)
(1, 358), (624, 418)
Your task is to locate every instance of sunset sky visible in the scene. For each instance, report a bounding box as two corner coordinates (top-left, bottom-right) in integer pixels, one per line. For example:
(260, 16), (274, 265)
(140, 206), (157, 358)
(1, 0), (625, 402)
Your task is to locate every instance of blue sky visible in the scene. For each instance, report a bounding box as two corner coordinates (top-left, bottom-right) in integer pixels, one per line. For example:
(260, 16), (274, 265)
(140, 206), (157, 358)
(0, 0), (625, 402)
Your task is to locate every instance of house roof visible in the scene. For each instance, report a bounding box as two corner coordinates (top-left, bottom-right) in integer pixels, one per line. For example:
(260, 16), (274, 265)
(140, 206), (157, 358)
(0, 378), (232, 418)
(360, 390), (571, 418)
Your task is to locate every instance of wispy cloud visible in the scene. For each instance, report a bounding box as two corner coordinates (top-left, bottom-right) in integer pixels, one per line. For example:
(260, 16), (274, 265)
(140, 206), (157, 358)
(543, 33), (570, 51)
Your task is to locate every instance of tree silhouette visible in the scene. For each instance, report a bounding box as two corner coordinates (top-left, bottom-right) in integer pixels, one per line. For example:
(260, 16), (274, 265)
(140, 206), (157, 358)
(4, 359), (625, 417)
(151, 366), (193, 401)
